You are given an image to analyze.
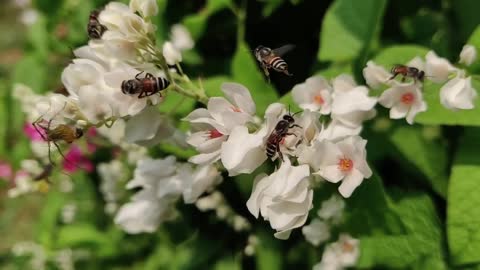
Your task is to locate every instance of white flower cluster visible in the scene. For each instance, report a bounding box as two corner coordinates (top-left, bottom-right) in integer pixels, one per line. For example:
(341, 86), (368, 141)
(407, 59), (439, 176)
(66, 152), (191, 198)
(302, 195), (345, 246)
(114, 156), (222, 234)
(364, 45), (478, 124)
(313, 234), (360, 270)
(185, 77), (374, 239)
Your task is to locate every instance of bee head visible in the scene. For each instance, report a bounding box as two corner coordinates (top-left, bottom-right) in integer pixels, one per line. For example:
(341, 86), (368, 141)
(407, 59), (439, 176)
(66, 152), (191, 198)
(254, 46), (271, 58)
(418, 70), (425, 81)
(283, 114), (295, 123)
(121, 79), (140, 95)
(75, 128), (84, 139)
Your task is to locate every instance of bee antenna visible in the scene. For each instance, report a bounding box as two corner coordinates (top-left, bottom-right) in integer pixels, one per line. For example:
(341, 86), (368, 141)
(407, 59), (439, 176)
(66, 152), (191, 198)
(292, 110), (302, 116)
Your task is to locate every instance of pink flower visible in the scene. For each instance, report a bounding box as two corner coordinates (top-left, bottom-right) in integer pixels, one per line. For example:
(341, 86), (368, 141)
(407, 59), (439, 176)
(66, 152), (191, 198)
(23, 122), (45, 141)
(62, 145), (94, 173)
(0, 161), (13, 181)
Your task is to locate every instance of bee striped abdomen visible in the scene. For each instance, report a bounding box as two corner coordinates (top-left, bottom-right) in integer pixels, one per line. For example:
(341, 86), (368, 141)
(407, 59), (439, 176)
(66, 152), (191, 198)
(155, 77), (170, 91)
(266, 138), (279, 158)
(270, 56), (287, 72)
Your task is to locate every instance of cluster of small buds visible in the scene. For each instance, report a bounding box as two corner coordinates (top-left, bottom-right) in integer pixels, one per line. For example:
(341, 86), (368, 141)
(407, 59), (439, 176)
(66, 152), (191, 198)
(302, 195), (345, 246)
(313, 234), (360, 270)
(196, 191), (252, 232)
(364, 45), (478, 124)
(114, 156), (223, 234)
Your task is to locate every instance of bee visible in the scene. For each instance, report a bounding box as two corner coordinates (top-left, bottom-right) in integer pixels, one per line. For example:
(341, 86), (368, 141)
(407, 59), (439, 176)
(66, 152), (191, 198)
(87, 9), (107, 39)
(121, 72), (170, 98)
(389, 65), (425, 83)
(32, 115), (84, 165)
(266, 110), (301, 161)
(254, 45), (294, 78)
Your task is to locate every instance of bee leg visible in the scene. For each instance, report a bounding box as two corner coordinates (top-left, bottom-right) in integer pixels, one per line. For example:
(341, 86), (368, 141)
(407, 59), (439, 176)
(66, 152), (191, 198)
(388, 73), (398, 81)
(135, 71), (145, 80)
(138, 90), (146, 99)
(284, 70), (293, 76)
(145, 73), (155, 79)
(286, 132), (297, 137)
(290, 124), (302, 129)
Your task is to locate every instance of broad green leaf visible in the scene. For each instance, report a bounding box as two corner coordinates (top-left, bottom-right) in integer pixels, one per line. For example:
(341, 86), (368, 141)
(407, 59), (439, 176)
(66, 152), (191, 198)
(448, 128), (480, 265)
(57, 224), (111, 248)
(318, 0), (387, 62)
(202, 75), (232, 97)
(389, 126), (448, 197)
(255, 231), (283, 270)
(231, 42), (278, 115)
(415, 79), (480, 126)
(213, 256), (241, 270)
(159, 91), (196, 116)
(373, 45), (429, 67)
(182, 0), (232, 40)
(36, 191), (65, 248)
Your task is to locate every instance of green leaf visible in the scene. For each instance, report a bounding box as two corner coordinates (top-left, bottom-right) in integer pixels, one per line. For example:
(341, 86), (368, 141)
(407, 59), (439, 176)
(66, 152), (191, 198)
(57, 224), (111, 248)
(36, 191), (65, 248)
(231, 42), (278, 115)
(447, 128), (480, 265)
(12, 54), (47, 91)
(389, 126), (448, 197)
(182, 0), (232, 40)
(159, 91), (196, 116)
(318, 0), (387, 62)
(373, 45), (429, 67)
(255, 231), (283, 270)
(261, 0), (284, 17)
(202, 75), (232, 97)
(26, 14), (48, 59)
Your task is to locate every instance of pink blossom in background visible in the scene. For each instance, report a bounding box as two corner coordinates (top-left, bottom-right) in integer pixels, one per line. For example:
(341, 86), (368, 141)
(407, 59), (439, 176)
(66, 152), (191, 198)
(62, 145), (94, 173)
(0, 161), (13, 181)
(23, 122), (45, 141)
(86, 128), (98, 153)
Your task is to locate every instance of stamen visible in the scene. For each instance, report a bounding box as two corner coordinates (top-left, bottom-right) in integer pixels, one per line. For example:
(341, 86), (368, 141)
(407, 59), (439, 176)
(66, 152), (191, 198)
(313, 94), (325, 105)
(338, 158), (353, 172)
(401, 92), (415, 105)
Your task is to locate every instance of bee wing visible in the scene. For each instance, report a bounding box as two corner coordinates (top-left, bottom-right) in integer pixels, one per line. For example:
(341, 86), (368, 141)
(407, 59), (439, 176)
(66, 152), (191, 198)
(272, 44), (295, 57)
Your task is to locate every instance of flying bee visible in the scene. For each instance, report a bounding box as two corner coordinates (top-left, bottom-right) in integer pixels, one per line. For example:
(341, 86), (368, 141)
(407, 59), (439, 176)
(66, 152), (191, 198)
(121, 72), (170, 98)
(266, 110), (302, 161)
(389, 65), (425, 83)
(32, 115), (84, 166)
(87, 9), (107, 39)
(254, 45), (294, 78)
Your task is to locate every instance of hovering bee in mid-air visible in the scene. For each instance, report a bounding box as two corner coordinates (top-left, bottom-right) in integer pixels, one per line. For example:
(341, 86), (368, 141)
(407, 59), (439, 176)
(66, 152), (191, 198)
(87, 9), (107, 39)
(389, 64), (425, 83)
(254, 45), (294, 78)
(266, 110), (301, 161)
(121, 72), (170, 98)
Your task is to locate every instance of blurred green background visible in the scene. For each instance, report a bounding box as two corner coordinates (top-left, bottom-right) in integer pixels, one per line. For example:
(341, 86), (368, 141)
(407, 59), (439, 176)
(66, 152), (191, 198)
(2, 0), (480, 269)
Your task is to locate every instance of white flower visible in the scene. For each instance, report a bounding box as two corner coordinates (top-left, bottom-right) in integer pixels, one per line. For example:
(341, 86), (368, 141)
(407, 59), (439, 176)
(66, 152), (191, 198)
(220, 125), (267, 176)
(246, 159), (313, 239)
(126, 156), (177, 190)
(129, 0), (158, 18)
(459, 44), (477, 66)
(182, 164), (222, 203)
(114, 190), (176, 234)
(302, 219), (330, 246)
(295, 109), (321, 145)
(314, 234), (360, 270)
(103, 64), (163, 117)
(331, 75), (377, 127)
(363, 61), (392, 89)
(98, 160), (125, 212)
(163, 41), (182, 65)
(99, 2), (155, 61)
(440, 71), (477, 110)
(317, 195), (345, 224)
(378, 82), (427, 124)
(62, 59), (106, 97)
(317, 120), (362, 142)
(185, 83), (255, 165)
(20, 9), (38, 26)
(171, 24), (194, 51)
(302, 136), (372, 198)
(124, 107), (176, 146)
(425, 51), (457, 83)
(292, 75), (333, 114)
